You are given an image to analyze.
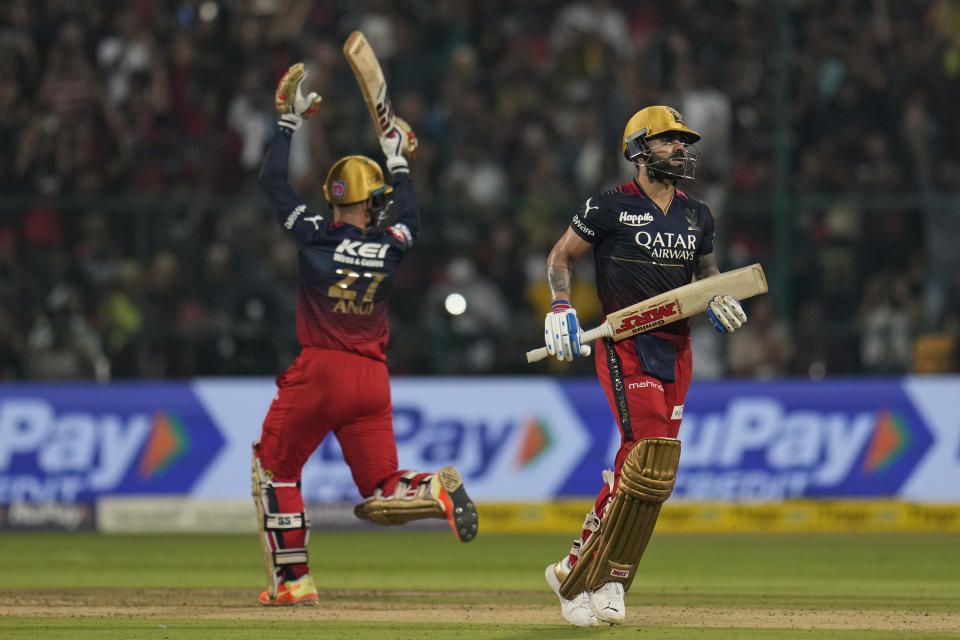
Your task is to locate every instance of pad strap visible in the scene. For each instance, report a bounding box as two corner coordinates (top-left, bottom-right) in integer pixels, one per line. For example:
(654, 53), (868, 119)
(263, 512), (306, 530)
(273, 547), (309, 566)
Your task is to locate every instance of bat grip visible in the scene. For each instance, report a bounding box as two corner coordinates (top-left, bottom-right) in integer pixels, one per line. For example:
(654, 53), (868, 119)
(524, 324), (612, 364)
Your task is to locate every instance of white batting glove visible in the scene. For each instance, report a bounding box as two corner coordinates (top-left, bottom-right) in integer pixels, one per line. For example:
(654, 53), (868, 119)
(379, 116), (418, 175)
(706, 295), (747, 333)
(275, 62), (322, 131)
(544, 300), (591, 362)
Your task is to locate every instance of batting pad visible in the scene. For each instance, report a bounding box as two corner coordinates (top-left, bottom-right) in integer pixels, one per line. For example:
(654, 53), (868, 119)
(252, 443), (309, 600)
(559, 437), (681, 598)
(354, 472), (446, 525)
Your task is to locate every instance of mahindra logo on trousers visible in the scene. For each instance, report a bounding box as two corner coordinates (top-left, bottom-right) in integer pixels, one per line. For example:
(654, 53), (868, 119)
(619, 211), (654, 226)
(614, 301), (681, 334)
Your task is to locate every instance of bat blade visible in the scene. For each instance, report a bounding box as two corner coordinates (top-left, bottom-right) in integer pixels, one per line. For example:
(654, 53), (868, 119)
(606, 263), (767, 339)
(525, 263), (768, 363)
(343, 30), (393, 135)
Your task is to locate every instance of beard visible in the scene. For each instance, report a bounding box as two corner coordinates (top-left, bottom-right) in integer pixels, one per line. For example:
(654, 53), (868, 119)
(644, 146), (696, 181)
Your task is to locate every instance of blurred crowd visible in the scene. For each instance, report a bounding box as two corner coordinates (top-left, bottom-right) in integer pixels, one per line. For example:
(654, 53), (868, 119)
(1, 0), (958, 381)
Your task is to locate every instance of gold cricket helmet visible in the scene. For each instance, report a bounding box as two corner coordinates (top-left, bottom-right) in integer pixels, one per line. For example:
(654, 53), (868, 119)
(323, 155), (393, 205)
(622, 106), (701, 160)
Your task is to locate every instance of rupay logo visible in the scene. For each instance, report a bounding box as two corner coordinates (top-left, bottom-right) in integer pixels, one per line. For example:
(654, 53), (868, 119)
(0, 400), (193, 502)
(676, 398), (919, 500)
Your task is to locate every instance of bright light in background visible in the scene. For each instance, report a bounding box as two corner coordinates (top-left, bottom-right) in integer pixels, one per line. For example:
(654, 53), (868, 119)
(199, 1), (219, 22)
(444, 293), (467, 315)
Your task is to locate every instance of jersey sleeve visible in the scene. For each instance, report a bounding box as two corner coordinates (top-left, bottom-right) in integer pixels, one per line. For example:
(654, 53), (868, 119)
(569, 195), (613, 244)
(697, 205), (716, 256)
(385, 173), (420, 251)
(259, 126), (328, 247)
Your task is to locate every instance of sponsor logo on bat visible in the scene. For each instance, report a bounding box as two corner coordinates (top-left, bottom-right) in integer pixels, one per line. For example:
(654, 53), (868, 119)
(375, 86), (393, 132)
(614, 300), (681, 334)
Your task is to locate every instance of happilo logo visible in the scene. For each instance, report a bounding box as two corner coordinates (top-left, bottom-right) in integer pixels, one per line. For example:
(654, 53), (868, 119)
(614, 299), (681, 334)
(0, 399), (187, 502)
(332, 239), (390, 268)
(674, 398), (914, 500)
(619, 211), (654, 227)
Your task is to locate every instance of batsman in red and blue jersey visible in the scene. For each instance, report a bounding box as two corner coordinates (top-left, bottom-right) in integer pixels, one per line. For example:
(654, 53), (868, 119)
(542, 106), (749, 626)
(251, 63), (477, 607)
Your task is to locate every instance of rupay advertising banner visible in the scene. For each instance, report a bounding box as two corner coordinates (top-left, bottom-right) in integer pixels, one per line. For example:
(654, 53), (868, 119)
(1, 377), (958, 504)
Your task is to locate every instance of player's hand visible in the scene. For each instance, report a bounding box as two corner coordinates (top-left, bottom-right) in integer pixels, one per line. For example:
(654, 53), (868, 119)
(379, 116), (418, 174)
(706, 295), (747, 333)
(275, 62), (322, 131)
(544, 300), (592, 362)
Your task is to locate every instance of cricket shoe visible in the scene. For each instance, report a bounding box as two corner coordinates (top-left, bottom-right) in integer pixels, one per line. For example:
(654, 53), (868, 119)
(544, 561), (600, 627)
(589, 581), (626, 624)
(432, 465), (478, 543)
(259, 574), (319, 606)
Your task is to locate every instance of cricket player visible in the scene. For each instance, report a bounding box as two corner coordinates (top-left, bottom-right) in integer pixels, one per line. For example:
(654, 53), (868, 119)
(541, 106), (747, 626)
(252, 63), (478, 606)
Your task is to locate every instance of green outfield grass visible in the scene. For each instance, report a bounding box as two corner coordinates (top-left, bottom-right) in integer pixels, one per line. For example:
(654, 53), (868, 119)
(1, 531), (959, 639)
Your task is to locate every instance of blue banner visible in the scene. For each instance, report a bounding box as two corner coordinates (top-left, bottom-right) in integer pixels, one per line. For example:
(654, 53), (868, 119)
(1, 377), (958, 504)
(0, 383), (225, 503)
(672, 381), (934, 500)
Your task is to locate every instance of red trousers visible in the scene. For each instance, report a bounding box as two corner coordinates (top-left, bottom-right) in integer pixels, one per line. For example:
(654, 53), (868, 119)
(258, 347), (398, 497)
(570, 335), (692, 566)
(257, 347), (404, 579)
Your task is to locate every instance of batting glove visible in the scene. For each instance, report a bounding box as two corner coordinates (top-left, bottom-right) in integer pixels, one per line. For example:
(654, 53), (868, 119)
(379, 116), (418, 174)
(275, 62), (322, 131)
(706, 295), (747, 333)
(544, 300), (591, 362)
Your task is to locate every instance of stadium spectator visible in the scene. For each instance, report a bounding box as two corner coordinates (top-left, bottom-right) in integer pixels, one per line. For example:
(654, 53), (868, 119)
(0, 0), (957, 379)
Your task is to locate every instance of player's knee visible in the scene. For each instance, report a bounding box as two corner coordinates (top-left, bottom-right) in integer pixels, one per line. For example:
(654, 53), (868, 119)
(630, 413), (672, 440)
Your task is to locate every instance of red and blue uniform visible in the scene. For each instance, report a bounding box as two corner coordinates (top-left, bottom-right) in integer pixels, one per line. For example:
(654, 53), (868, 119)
(256, 125), (424, 580)
(567, 179), (715, 555)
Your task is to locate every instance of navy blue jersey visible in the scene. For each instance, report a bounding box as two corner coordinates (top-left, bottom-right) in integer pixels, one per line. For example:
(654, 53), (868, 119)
(569, 179), (715, 336)
(259, 127), (420, 361)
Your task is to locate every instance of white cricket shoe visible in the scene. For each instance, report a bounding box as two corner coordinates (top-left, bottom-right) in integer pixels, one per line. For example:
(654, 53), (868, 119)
(589, 581), (626, 624)
(544, 562), (600, 627)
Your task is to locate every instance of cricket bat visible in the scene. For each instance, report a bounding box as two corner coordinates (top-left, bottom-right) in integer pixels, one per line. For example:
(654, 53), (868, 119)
(343, 30), (394, 136)
(526, 263), (768, 363)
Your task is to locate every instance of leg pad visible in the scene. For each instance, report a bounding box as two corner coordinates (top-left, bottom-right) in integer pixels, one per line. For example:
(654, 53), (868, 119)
(559, 437), (680, 598)
(354, 471), (445, 525)
(252, 442), (310, 600)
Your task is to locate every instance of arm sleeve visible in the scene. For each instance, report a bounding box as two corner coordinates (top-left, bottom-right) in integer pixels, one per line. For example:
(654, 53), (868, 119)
(697, 205), (716, 256)
(259, 126), (327, 247)
(385, 173), (420, 250)
(569, 195), (612, 244)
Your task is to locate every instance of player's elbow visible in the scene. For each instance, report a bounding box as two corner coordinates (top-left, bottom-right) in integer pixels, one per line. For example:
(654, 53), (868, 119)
(258, 165), (278, 190)
(547, 243), (573, 270)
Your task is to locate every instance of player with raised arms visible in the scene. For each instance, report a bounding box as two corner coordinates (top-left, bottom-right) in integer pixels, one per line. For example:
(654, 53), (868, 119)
(251, 62), (478, 607)
(541, 106), (748, 626)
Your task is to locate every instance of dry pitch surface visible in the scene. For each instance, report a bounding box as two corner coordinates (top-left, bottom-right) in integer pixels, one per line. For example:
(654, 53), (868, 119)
(3, 589), (959, 633)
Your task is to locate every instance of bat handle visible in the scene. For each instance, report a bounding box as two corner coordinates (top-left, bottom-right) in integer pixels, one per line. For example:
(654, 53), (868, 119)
(524, 324), (612, 364)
